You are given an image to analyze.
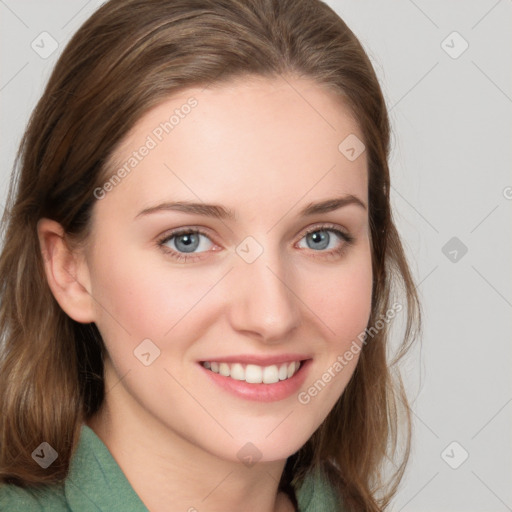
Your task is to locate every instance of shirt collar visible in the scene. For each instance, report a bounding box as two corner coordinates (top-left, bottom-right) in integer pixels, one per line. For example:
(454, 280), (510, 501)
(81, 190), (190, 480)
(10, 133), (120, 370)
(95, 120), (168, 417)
(65, 425), (148, 511)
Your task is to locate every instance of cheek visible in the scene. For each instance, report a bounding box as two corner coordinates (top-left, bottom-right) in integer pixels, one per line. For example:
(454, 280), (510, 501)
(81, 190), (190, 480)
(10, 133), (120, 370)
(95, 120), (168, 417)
(87, 244), (203, 352)
(332, 263), (373, 341)
(300, 249), (373, 345)
(294, 247), (372, 408)
(86, 239), (231, 391)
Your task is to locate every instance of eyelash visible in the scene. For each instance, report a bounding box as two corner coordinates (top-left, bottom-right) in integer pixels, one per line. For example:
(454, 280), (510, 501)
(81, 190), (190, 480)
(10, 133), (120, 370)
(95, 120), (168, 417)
(156, 223), (355, 263)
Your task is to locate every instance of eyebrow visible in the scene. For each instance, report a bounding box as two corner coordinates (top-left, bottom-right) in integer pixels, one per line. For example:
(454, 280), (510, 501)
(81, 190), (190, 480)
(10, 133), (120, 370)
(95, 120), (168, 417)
(135, 194), (367, 220)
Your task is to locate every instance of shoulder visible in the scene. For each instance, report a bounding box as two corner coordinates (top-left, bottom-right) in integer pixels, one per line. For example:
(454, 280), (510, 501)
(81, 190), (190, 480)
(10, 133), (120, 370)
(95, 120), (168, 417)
(0, 481), (69, 511)
(1, 425), (148, 512)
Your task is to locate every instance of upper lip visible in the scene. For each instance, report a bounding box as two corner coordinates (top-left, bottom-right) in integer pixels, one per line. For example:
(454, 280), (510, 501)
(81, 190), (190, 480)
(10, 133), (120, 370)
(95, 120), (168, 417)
(199, 354), (311, 365)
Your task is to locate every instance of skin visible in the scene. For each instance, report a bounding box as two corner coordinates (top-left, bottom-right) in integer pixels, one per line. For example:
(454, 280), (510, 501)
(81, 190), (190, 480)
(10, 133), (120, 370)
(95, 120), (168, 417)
(38, 74), (373, 512)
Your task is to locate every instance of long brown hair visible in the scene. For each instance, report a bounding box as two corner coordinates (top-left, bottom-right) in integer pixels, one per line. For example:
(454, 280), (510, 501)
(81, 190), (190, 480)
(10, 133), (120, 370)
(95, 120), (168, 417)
(0, 0), (421, 510)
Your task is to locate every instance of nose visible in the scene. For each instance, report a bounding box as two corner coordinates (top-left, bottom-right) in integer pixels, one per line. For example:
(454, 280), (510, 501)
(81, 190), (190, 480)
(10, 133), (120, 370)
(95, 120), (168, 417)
(227, 247), (301, 344)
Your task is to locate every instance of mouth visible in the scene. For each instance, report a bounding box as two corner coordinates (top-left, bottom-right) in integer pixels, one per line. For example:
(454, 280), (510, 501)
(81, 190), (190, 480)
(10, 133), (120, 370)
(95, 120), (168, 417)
(198, 356), (311, 402)
(201, 360), (302, 384)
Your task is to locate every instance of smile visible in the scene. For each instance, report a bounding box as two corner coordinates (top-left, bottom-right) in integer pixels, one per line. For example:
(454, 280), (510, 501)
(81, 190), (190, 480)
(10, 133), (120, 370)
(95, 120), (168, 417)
(199, 357), (311, 402)
(201, 361), (301, 384)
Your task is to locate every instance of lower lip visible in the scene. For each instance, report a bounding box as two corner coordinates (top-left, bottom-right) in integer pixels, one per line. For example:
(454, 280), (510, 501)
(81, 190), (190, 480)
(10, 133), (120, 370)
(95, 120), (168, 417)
(199, 360), (311, 402)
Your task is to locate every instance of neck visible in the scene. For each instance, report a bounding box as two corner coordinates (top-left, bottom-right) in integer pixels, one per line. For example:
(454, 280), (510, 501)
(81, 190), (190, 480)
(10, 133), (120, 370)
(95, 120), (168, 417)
(87, 368), (296, 512)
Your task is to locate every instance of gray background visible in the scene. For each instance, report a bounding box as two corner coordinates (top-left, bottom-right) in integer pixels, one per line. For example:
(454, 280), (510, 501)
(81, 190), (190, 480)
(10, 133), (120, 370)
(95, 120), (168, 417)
(1, 1), (511, 511)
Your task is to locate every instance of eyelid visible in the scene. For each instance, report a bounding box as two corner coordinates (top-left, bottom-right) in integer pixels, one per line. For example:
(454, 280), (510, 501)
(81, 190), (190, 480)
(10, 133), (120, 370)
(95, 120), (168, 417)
(296, 222), (352, 240)
(157, 222), (354, 262)
(157, 226), (218, 246)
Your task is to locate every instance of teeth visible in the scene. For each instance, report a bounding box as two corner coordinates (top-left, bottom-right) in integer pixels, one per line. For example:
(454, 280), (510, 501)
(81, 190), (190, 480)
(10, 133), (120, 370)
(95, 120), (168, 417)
(230, 363), (245, 381)
(245, 364), (262, 384)
(262, 365), (279, 384)
(219, 362), (230, 377)
(201, 360), (302, 384)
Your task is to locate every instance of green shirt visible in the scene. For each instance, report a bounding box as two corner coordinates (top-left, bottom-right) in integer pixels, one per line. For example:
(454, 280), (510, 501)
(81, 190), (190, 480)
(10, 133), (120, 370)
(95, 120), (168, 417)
(0, 426), (342, 511)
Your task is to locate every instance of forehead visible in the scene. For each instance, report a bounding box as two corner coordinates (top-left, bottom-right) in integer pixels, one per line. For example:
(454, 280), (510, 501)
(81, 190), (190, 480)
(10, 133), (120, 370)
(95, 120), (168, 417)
(101, 75), (368, 216)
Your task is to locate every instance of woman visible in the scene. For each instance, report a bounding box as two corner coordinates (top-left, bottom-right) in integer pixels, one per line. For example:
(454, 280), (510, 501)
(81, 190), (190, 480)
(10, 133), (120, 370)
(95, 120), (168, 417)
(0, 0), (420, 510)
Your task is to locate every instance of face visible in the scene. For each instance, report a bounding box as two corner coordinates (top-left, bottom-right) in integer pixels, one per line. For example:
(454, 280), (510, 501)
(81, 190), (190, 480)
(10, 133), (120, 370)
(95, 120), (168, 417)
(83, 75), (372, 463)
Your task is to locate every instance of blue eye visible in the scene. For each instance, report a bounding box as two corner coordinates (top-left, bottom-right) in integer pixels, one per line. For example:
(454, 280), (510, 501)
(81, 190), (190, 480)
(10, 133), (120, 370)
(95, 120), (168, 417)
(297, 227), (353, 253)
(157, 224), (354, 263)
(159, 229), (214, 259)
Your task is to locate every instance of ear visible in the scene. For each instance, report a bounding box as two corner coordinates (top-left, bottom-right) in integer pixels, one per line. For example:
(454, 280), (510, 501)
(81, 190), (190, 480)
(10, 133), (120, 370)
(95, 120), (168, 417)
(37, 218), (95, 323)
